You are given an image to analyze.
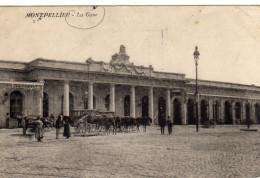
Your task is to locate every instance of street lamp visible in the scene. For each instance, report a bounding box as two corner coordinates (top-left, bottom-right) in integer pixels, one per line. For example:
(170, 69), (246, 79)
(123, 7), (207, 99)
(193, 46), (200, 132)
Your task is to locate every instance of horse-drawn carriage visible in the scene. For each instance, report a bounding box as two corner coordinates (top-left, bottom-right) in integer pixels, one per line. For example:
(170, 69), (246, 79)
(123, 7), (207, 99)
(71, 109), (152, 135)
(72, 109), (115, 134)
(22, 115), (52, 135)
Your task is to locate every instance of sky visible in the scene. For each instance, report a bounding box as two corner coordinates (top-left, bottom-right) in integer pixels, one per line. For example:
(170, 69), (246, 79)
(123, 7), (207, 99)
(0, 6), (260, 86)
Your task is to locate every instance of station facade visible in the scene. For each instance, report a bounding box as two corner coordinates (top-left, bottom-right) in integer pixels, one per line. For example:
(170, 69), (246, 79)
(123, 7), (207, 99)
(0, 45), (260, 127)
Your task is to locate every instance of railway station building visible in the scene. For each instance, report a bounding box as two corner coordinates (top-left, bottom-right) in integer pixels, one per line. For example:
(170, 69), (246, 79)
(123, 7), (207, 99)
(1, 45), (260, 128)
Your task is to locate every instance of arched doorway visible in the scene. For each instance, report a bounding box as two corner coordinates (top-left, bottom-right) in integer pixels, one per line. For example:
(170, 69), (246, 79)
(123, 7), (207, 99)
(61, 93), (74, 117)
(187, 99), (196, 125)
(224, 101), (232, 124)
(158, 97), (166, 125)
(43, 92), (49, 118)
(235, 102), (241, 124)
(105, 94), (110, 111)
(246, 103), (251, 124)
(10, 91), (23, 118)
(173, 98), (182, 125)
(124, 95), (130, 116)
(213, 101), (220, 123)
(142, 96), (149, 117)
(200, 100), (208, 125)
(255, 103), (260, 124)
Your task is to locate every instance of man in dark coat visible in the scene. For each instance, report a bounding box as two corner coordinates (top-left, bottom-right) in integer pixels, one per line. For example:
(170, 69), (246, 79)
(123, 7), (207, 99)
(55, 114), (63, 139)
(159, 114), (166, 135)
(63, 116), (71, 139)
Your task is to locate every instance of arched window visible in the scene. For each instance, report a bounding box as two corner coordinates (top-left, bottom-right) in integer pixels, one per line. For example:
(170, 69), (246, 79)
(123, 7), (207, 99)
(10, 91), (23, 118)
(235, 102), (241, 124)
(214, 101), (220, 122)
(255, 103), (260, 124)
(225, 101), (232, 124)
(158, 97), (166, 124)
(200, 100), (208, 125)
(173, 98), (182, 125)
(124, 95), (130, 116)
(105, 94), (110, 111)
(43, 92), (49, 118)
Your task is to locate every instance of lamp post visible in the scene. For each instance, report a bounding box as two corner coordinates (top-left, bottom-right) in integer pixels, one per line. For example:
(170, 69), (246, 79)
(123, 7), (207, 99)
(193, 46), (200, 132)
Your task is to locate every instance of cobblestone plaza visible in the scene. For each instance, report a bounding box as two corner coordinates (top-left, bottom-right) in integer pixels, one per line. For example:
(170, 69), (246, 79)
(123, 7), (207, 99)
(0, 126), (259, 178)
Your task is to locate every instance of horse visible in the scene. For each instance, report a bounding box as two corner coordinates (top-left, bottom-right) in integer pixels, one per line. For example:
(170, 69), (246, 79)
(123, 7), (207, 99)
(113, 117), (121, 135)
(119, 117), (137, 133)
(73, 115), (88, 133)
(136, 116), (152, 132)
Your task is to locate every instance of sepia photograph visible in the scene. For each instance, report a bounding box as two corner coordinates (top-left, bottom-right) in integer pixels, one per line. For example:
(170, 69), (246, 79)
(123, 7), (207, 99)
(0, 5), (260, 177)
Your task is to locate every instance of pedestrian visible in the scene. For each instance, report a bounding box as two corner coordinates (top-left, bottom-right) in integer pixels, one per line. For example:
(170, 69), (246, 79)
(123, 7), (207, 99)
(166, 116), (173, 134)
(23, 116), (28, 135)
(35, 117), (44, 142)
(159, 114), (166, 135)
(17, 113), (23, 128)
(55, 114), (63, 139)
(63, 116), (71, 139)
(5, 113), (10, 128)
(49, 114), (55, 127)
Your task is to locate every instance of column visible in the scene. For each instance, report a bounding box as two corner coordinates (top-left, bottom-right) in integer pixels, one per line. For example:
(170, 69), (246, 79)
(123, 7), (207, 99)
(63, 80), (69, 116)
(38, 79), (44, 117)
(149, 87), (154, 122)
(232, 101), (236, 125)
(130, 85), (136, 118)
(181, 89), (187, 125)
(88, 81), (93, 110)
(110, 84), (115, 112)
(166, 88), (171, 118)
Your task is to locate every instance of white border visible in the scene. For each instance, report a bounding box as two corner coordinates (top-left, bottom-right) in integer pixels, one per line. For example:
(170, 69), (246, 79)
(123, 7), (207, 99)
(0, 0), (260, 6)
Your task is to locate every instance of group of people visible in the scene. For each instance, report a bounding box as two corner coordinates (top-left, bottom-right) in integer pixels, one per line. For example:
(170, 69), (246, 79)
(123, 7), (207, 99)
(159, 116), (173, 135)
(34, 114), (71, 142)
(55, 114), (71, 139)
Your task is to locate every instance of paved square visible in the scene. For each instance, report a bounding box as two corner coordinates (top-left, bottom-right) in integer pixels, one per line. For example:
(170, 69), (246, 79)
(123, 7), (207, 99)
(0, 125), (260, 178)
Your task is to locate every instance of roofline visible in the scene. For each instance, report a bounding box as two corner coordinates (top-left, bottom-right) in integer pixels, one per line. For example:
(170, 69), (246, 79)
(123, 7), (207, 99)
(186, 78), (260, 88)
(0, 60), (27, 65)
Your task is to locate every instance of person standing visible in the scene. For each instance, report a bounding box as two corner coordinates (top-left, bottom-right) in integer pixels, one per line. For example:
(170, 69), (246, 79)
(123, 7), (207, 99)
(35, 117), (44, 142)
(55, 114), (63, 139)
(17, 113), (23, 128)
(49, 114), (55, 127)
(159, 114), (166, 135)
(63, 116), (71, 139)
(166, 116), (173, 134)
